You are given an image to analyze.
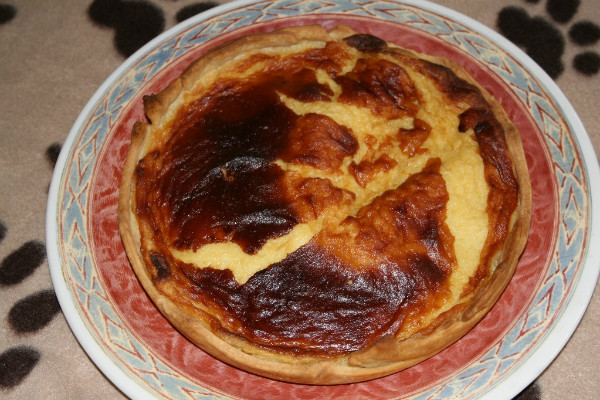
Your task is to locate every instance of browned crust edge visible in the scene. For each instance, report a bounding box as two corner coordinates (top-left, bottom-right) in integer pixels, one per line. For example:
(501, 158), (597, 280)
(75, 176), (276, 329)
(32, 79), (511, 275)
(117, 24), (531, 385)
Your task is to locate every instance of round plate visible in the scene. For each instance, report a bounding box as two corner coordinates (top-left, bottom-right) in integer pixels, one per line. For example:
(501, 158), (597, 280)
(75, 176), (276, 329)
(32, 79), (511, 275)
(46, 0), (600, 399)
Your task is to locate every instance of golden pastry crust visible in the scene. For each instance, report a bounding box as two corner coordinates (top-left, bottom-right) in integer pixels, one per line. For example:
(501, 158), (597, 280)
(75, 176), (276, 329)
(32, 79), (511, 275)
(118, 24), (531, 384)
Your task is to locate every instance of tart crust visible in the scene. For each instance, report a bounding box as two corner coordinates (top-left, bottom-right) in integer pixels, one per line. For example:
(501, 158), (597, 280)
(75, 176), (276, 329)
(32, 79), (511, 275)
(118, 24), (531, 384)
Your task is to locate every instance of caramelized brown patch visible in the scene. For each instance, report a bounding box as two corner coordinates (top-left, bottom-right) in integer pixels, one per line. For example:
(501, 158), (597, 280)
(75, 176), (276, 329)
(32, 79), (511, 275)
(349, 154), (397, 188)
(337, 58), (419, 119)
(135, 77), (299, 254)
(410, 59), (488, 108)
(149, 252), (170, 279)
(283, 171), (354, 222)
(179, 244), (406, 354)
(279, 42), (349, 77)
(398, 118), (431, 156)
(280, 113), (358, 172)
(234, 53), (277, 73)
(277, 68), (333, 102)
(344, 34), (387, 52)
(458, 108), (492, 134)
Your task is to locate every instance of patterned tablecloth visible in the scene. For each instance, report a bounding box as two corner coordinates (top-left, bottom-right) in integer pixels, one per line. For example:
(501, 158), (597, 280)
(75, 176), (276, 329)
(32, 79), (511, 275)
(1, 0), (598, 399)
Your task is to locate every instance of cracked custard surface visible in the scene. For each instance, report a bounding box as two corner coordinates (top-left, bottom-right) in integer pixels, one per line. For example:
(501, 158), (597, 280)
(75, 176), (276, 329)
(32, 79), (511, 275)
(130, 32), (519, 356)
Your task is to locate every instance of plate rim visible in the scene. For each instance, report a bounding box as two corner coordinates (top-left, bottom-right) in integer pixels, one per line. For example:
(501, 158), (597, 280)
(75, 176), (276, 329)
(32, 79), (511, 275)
(45, 0), (600, 399)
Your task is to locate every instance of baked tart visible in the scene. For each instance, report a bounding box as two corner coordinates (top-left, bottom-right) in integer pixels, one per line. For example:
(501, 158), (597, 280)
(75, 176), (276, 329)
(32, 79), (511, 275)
(118, 24), (531, 384)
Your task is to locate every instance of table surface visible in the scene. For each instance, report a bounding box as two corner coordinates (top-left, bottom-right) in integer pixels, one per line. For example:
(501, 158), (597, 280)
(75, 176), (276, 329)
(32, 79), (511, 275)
(1, 0), (598, 399)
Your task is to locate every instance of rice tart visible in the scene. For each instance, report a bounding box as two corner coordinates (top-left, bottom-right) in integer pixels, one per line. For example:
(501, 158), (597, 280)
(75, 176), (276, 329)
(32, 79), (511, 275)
(118, 24), (531, 384)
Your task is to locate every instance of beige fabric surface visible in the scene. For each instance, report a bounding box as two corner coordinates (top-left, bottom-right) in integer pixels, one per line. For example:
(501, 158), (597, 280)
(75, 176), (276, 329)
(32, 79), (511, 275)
(0, 0), (598, 399)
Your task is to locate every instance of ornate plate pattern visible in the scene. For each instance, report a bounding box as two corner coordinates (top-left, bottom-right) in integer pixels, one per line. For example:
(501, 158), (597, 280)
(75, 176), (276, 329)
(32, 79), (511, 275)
(46, 0), (600, 399)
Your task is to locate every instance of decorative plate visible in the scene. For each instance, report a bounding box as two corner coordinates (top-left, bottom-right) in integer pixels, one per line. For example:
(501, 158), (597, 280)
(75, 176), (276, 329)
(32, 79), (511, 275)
(46, 0), (600, 399)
